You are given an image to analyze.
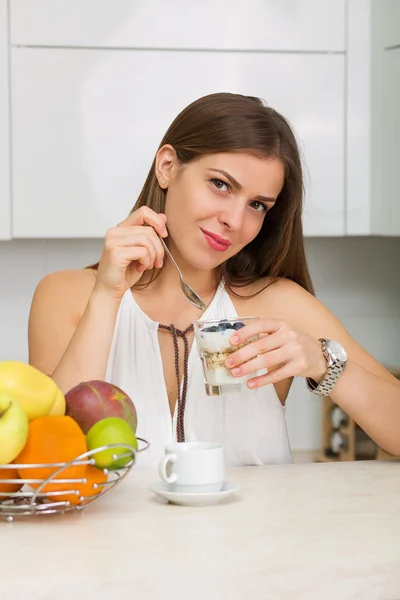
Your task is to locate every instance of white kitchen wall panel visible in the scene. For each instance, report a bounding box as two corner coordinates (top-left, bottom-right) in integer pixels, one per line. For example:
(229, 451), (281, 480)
(0, 0), (11, 240)
(10, 0), (346, 52)
(11, 48), (345, 238)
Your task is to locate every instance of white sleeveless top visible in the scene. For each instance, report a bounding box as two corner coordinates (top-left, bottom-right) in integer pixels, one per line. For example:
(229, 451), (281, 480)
(105, 282), (293, 469)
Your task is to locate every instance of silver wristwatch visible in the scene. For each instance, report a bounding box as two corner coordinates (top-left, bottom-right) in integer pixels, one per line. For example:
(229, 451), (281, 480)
(306, 338), (348, 396)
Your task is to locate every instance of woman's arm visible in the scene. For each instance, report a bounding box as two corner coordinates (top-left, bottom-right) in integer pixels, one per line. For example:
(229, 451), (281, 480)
(28, 269), (121, 394)
(229, 279), (400, 455)
(29, 207), (168, 394)
(288, 286), (400, 455)
(327, 359), (400, 455)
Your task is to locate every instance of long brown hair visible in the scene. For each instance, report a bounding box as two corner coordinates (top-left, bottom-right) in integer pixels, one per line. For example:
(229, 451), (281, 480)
(89, 93), (314, 295)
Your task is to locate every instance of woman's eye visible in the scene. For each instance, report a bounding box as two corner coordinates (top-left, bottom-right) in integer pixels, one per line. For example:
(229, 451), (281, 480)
(250, 200), (268, 213)
(210, 178), (230, 192)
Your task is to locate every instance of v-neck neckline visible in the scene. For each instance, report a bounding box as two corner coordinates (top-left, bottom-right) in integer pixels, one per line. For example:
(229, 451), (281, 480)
(127, 281), (226, 437)
(128, 280), (225, 328)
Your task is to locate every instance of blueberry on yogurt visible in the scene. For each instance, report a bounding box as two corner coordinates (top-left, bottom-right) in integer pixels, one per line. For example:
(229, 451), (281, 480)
(216, 322), (232, 332)
(201, 320), (245, 333)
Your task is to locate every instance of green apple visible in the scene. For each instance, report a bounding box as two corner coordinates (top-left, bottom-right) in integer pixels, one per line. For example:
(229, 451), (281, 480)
(86, 417), (138, 470)
(0, 391), (29, 464)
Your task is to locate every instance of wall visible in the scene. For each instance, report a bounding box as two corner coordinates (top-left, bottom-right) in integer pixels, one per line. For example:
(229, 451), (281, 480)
(0, 236), (399, 451)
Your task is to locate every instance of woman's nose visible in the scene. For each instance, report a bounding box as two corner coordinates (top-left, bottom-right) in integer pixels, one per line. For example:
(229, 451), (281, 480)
(219, 203), (246, 231)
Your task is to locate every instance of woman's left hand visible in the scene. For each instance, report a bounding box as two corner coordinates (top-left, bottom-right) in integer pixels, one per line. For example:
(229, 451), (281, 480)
(225, 319), (328, 389)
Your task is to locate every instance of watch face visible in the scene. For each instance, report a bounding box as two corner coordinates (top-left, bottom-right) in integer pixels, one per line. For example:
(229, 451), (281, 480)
(327, 340), (348, 363)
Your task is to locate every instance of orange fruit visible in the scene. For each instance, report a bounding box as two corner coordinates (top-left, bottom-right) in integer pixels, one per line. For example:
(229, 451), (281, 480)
(16, 415), (87, 495)
(56, 464), (108, 505)
(0, 467), (22, 500)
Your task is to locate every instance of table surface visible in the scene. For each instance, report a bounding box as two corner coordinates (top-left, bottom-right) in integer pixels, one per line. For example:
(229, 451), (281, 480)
(1, 460), (400, 600)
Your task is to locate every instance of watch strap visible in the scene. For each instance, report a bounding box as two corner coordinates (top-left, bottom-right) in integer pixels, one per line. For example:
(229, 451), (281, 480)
(306, 338), (347, 396)
(306, 362), (346, 396)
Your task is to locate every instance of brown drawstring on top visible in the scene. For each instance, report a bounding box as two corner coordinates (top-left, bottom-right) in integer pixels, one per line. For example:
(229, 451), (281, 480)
(158, 323), (194, 442)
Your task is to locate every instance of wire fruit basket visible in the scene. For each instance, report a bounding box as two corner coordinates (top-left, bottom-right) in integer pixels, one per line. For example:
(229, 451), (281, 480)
(0, 437), (149, 521)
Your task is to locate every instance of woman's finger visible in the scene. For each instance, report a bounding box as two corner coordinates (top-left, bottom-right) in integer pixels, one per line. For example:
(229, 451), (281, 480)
(229, 318), (286, 347)
(107, 232), (163, 269)
(227, 331), (287, 368)
(120, 246), (154, 272)
(246, 363), (293, 389)
(229, 347), (288, 377)
(117, 206), (168, 237)
(107, 225), (165, 267)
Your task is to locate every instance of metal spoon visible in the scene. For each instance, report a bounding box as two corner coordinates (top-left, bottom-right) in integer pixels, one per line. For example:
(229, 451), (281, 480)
(159, 237), (206, 311)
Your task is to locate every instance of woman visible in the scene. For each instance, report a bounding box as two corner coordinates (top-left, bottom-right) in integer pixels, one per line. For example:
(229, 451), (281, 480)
(28, 92), (400, 467)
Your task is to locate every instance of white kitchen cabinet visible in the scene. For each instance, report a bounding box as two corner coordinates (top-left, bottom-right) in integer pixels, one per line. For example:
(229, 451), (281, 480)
(0, 0), (10, 240)
(375, 48), (400, 235)
(10, 0), (346, 52)
(372, 2), (400, 236)
(347, 0), (400, 236)
(381, 0), (400, 49)
(11, 48), (345, 238)
(7, 0), (400, 239)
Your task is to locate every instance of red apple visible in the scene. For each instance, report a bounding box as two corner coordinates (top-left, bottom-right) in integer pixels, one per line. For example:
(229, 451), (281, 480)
(65, 381), (137, 435)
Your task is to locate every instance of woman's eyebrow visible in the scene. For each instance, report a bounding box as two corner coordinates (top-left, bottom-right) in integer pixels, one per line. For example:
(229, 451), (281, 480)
(209, 168), (276, 203)
(209, 168), (243, 190)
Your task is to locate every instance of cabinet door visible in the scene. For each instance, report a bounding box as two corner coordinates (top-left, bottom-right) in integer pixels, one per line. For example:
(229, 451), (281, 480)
(0, 0), (10, 240)
(11, 48), (345, 237)
(374, 48), (400, 235)
(382, 0), (400, 49)
(10, 0), (346, 52)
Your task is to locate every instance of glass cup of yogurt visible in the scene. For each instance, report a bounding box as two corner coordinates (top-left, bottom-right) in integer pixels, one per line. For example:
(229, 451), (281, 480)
(193, 317), (259, 396)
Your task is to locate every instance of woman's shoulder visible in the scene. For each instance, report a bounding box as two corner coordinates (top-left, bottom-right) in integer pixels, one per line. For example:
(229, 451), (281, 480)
(34, 268), (97, 294)
(31, 268), (97, 320)
(229, 276), (340, 339)
(229, 276), (313, 318)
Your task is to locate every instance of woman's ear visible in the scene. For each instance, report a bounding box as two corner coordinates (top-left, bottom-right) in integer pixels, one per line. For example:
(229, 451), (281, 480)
(155, 144), (178, 189)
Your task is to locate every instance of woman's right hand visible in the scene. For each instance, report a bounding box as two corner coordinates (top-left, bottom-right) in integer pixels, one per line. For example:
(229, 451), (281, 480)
(93, 207), (168, 300)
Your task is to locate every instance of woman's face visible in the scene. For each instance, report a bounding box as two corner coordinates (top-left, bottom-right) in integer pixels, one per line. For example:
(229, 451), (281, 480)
(158, 149), (285, 271)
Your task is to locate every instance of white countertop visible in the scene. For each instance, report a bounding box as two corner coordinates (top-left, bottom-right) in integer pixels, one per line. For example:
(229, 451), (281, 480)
(1, 460), (400, 600)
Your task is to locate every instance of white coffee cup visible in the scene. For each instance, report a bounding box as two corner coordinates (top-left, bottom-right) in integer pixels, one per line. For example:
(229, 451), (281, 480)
(158, 442), (225, 493)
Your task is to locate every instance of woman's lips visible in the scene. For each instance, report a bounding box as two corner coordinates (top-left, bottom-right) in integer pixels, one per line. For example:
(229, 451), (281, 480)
(201, 229), (232, 252)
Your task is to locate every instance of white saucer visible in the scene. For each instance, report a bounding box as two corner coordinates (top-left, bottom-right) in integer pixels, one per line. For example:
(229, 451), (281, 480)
(148, 481), (240, 506)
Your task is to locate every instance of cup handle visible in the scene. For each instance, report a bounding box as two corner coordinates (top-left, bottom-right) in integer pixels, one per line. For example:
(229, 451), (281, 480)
(158, 453), (178, 484)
